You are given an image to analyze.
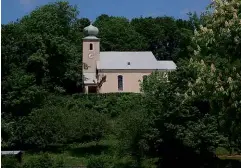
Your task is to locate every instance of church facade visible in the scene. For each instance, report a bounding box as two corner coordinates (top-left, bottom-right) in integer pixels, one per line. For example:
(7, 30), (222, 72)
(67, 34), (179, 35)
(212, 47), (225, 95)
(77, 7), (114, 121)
(82, 24), (177, 93)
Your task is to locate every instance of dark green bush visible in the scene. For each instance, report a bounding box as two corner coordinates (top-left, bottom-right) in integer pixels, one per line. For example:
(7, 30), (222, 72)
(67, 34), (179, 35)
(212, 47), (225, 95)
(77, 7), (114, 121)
(71, 93), (142, 117)
(22, 153), (64, 168)
(113, 157), (140, 168)
(1, 156), (21, 168)
(18, 104), (109, 149)
(87, 155), (111, 168)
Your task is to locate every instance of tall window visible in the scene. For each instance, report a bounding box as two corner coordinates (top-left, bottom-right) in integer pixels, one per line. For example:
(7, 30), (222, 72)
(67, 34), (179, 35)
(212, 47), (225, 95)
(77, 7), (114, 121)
(118, 75), (123, 91)
(90, 43), (93, 50)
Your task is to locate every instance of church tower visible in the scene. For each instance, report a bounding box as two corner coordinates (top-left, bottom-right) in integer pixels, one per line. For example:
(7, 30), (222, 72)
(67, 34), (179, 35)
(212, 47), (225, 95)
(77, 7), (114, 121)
(82, 23), (100, 93)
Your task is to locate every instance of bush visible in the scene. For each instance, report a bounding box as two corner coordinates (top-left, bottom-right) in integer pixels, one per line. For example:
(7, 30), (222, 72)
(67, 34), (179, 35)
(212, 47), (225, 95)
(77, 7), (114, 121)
(22, 153), (64, 168)
(69, 93), (142, 117)
(113, 156), (140, 168)
(70, 110), (110, 143)
(18, 101), (109, 149)
(1, 156), (21, 168)
(216, 147), (230, 156)
(87, 155), (112, 168)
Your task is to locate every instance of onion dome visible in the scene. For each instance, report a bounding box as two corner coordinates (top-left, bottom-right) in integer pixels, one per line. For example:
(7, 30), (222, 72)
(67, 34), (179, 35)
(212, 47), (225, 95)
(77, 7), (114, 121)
(84, 24), (99, 37)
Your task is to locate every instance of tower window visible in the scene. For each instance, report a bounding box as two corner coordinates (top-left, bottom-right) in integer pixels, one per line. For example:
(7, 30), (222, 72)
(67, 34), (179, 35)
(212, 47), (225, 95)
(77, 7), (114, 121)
(118, 75), (123, 91)
(90, 43), (93, 50)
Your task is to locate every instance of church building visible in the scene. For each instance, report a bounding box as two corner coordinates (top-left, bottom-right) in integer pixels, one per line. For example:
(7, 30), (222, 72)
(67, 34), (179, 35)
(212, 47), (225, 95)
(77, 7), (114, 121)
(82, 23), (177, 93)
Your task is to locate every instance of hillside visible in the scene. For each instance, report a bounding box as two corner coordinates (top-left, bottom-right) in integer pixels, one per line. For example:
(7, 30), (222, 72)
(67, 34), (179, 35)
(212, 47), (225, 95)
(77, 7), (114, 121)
(1, 1), (241, 168)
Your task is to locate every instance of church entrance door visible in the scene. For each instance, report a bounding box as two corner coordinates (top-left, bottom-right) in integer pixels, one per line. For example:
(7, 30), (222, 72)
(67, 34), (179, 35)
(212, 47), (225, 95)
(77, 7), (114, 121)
(88, 86), (97, 93)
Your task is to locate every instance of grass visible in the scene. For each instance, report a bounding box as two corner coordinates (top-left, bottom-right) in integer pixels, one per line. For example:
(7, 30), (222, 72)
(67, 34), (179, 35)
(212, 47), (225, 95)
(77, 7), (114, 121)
(215, 147), (241, 161)
(22, 138), (119, 166)
(25, 153), (88, 166)
(219, 155), (241, 160)
(21, 141), (241, 167)
(23, 149), (89, 166)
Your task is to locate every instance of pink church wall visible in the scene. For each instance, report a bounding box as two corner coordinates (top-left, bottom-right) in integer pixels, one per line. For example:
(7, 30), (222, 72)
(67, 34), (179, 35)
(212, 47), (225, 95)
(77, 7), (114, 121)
(98, 70), (153, 93)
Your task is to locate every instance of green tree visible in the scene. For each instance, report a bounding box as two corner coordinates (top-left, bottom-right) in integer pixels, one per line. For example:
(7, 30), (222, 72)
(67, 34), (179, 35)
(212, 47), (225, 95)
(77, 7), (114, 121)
(191, 0), (241, 67)
(131, 17), (193, 61)
(139, 69), (222, 167)
(1, 69), (46, 116)
(189, 0), (241, 153)
(94, 15), (148, 51)
(1, 1), (87, 119)
(1, 113), (17, 149)
(2, 1), (84, 97)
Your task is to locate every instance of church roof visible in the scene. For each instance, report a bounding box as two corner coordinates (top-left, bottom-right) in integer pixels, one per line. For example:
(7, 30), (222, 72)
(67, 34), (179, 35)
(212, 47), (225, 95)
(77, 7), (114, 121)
(157, 60), (177, 69)
(97, 51), (176, 70)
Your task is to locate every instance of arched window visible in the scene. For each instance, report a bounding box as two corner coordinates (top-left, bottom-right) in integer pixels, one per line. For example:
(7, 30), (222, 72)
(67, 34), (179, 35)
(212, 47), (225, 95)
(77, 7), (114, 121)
(90, 43), (93, 50)
(118, 75), (123, 91)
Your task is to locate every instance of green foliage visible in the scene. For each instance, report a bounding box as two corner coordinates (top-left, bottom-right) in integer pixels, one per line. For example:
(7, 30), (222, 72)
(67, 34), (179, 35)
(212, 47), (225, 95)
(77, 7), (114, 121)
(142, 71), (222, 156)
(1, 114), (18, 148)
(22, 153), (64, 168)
(1, 156), (21, 168)
(113, 160), (139, 168)
(131, 16), (193, 61)
(87, 155), (112, 168)
(115, 105), (149, 161)
(191, 0), (241, 67)
(2, 1), (84, 100)
(2, 69), (47, 116)
(69, 93), (142, 117)
(87, 155), (140, 168)
(94, 15), (148, 51)
(141, 158), (158, 168)
(18, 106), (70, 148)
(17, 100), (109, 149)
(216, 147), (230, 156)
(189, 0), (241, 154)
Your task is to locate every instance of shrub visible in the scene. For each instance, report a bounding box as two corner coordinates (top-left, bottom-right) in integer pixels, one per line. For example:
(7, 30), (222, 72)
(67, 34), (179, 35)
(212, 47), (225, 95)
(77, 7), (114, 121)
(22, 153), (63, 168)
(18, 103), (109, 149)
(113, 156), (140, 168)
(1, 156), (21, 168)
(87, 155), (112, 168)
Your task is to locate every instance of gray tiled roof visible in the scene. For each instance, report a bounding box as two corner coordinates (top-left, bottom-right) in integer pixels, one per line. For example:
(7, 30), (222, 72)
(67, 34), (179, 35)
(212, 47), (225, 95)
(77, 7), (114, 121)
(97, 51), (176, 70)
(157, 61), (177, 70)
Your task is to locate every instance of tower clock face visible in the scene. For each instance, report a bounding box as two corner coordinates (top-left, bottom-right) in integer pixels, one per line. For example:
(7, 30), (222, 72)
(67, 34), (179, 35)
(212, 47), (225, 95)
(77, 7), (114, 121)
(88, 53), (94, 59)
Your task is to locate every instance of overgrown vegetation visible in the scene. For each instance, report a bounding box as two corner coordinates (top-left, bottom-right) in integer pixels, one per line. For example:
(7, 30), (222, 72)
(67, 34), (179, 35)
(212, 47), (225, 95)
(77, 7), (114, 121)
(2, 0), (241, 168)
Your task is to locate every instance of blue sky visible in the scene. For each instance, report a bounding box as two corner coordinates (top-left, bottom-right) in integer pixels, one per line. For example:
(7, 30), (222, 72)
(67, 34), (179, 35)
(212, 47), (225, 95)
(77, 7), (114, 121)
(2, 0), (211, 24)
